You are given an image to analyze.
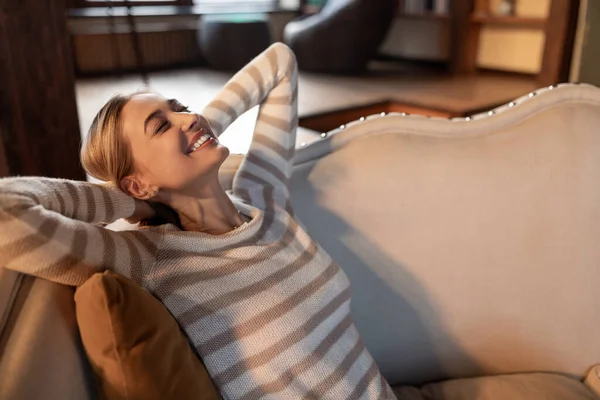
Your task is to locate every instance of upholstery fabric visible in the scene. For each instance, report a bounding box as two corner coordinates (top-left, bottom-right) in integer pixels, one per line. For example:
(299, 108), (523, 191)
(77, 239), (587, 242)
(393, 373), (599, 400)
(74, 271), (220, 400)
(285, 84), (600, 385)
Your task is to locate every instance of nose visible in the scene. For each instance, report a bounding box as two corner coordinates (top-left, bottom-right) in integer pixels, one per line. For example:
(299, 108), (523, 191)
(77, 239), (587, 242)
(181, 113), (200, 133)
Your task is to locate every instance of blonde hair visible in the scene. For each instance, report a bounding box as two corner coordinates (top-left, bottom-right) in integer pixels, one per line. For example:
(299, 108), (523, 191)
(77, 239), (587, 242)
(81, 93), (135, 187)
(81, 93), (181, 228)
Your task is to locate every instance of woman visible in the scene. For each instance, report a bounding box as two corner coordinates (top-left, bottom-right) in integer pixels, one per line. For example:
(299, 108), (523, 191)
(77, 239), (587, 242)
(0, 43), (396, 399)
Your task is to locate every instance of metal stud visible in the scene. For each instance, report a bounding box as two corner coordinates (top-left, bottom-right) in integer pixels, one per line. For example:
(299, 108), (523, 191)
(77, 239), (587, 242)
(528, 92), (536, 98)
(401, 112), (408, 116)
(339, 124), (346, 130)
(359, 117), (365, 122)
(509, 102), (516, 107)
(548, 85), (555, 90)
(380, 112), (386, 117)
(488, 110), (495, 116)
(300, 142), (307, 147)
(320, 132), (327, 138)
(465, 116), (471, 121)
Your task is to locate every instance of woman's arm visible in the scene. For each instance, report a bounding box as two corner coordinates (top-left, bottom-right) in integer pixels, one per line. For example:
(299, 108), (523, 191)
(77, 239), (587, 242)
(0, 177), (161, 286)
(202, 42), (298, 211)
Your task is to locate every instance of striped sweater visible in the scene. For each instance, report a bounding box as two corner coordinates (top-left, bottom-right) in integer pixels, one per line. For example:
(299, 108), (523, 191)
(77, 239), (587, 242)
(0, 43), (396, 400)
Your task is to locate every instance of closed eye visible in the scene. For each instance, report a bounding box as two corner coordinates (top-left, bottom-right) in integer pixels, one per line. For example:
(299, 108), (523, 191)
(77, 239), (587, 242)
(155, 120), (170, 135)
(146, 99), (190, 137)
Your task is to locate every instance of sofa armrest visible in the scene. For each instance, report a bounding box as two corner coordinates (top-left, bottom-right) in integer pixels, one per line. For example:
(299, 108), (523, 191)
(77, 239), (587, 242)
(0, 269), (97, 400)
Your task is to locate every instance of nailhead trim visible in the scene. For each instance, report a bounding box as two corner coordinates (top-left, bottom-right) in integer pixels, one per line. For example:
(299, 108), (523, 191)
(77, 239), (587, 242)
(300, 83), (593, 148)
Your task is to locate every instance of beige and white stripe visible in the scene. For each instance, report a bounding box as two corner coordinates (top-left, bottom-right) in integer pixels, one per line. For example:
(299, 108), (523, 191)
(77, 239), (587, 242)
(0, 43), (396, 399)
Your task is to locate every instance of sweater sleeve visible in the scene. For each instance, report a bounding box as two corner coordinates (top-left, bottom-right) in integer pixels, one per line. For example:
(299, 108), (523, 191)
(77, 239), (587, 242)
(0, 177), (161, 286)
(201, 42), (298, 212)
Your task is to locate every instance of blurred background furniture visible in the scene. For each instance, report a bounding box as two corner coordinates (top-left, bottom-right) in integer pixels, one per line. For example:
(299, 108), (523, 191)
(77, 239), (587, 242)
(198, 13), (271, 71)
(284, 0), (398, 73)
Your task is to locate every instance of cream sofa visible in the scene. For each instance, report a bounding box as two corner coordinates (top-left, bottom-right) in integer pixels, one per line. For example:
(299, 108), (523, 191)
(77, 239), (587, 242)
(1, 83), (600, 399)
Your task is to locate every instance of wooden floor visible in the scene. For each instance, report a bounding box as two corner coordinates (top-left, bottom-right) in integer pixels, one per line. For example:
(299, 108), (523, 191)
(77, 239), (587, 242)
(76, 67), (540, 154)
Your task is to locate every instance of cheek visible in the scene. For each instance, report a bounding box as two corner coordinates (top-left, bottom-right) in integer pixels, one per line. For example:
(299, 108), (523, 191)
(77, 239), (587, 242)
(154, 145), (230, 188)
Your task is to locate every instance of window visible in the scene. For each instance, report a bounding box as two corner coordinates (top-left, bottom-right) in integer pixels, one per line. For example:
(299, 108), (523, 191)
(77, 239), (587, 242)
(193, 0), (275, 3)
(67, 0), (298, 11)
(192, 0), (297, 9)
(70, 0), (193, 7)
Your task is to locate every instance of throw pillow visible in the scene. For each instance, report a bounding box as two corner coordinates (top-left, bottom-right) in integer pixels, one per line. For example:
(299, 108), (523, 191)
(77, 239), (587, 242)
(74, 271), (220, 400)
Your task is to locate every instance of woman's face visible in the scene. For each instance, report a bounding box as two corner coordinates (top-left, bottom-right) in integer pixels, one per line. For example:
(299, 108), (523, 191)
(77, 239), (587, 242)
(120, 93), (229, 194)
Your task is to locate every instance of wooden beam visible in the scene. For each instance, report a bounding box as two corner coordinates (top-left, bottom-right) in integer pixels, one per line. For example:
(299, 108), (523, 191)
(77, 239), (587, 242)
(450, 0), (479, 74)
(539, 0), (580, 85)
(0, 0), (85, 179)
(0, 135), (8, 177)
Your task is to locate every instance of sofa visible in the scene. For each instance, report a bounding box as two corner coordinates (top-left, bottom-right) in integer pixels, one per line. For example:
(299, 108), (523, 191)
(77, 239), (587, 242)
(1, 83), (600, 399)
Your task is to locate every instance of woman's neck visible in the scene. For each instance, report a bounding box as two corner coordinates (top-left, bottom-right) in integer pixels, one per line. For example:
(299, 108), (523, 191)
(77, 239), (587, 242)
(157, 178), (244, 234)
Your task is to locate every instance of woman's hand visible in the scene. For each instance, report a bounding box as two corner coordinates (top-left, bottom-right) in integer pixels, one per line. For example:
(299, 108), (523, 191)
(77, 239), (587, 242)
(126, 198), (156, 224)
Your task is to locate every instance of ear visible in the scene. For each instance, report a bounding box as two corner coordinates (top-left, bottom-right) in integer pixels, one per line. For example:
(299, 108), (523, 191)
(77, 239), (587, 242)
(120, 175), (157, 200)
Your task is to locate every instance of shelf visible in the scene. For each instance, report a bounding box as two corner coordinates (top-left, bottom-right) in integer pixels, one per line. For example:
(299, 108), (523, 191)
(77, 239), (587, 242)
(398, 12), (452, 20)
(470, 14), (546, 29)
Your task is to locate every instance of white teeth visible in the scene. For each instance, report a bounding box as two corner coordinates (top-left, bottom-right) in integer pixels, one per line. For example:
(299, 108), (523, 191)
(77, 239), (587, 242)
(190, 133), (212, 152)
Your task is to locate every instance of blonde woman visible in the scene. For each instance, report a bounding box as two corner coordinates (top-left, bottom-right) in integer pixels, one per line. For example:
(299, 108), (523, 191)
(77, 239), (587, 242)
(0, 43), (396, 399)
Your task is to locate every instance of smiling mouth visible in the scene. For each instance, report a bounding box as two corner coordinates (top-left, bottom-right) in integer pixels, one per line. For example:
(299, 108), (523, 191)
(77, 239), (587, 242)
(187, 128), (217, 154)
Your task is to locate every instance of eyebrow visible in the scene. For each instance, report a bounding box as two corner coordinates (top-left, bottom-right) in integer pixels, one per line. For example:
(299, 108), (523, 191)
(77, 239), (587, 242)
(143, 110), (162, 136)
(143, 99), (176, 135)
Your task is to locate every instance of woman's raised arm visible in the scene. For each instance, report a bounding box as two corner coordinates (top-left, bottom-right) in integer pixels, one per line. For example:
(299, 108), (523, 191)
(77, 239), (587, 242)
(202, 42), (298, 211)
(0, 177), (161, 286)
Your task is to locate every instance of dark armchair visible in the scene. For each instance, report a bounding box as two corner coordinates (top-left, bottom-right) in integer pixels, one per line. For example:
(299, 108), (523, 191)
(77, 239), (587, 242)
(283, 0), (398, 73)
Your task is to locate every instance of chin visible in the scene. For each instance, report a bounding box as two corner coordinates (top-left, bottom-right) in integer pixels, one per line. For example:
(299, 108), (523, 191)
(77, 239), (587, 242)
(218, 144), (230, 159)
(204, 143), (230, 171)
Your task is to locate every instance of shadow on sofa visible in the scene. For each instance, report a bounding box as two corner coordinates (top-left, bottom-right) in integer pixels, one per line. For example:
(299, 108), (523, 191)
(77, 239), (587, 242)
(291, 157), (482, 385)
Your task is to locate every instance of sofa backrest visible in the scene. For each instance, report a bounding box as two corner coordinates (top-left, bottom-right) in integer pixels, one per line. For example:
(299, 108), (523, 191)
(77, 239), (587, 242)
(287, 84), (600, 386)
